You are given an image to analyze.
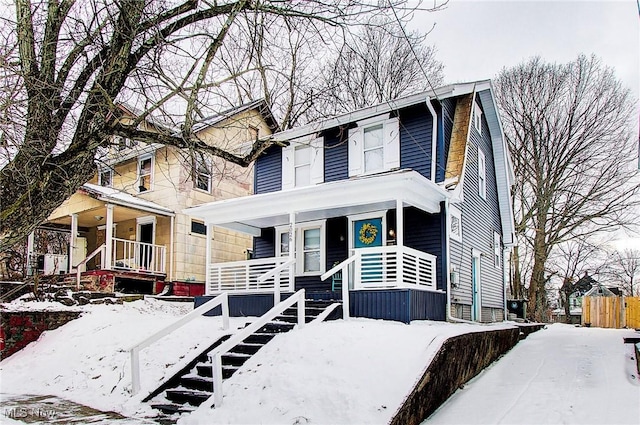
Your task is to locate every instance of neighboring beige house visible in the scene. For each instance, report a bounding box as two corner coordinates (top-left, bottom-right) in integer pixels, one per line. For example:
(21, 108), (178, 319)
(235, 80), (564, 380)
(33, 100), (277, 294)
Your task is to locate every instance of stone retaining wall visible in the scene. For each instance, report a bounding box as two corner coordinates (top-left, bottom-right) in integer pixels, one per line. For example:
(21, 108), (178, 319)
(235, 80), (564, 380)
(390, 327), (521, 425)
(0, 311), (81, 360)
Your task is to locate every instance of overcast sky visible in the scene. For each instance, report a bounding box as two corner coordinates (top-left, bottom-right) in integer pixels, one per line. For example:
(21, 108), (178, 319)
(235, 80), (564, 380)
(411, 0), (639, 99)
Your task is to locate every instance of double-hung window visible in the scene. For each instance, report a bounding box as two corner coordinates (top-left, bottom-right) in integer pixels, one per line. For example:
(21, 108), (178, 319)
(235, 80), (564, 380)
(348, 115), (399, 177)
(138, 154), (153, 192)
(494, 232), (501, 268)
(194, 156), (212, 192)
(276, 220), (326, 275)
(478, 149), (486, 200)
(282, 137), (324, 190)
(99, 168), (113, 187)
(474, 102), (483, 134)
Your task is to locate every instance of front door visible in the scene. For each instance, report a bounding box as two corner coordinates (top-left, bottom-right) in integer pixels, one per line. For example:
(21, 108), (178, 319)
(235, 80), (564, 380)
(471, 252), (482, 321)
(138, 222), (154, 270)
(352, 216), (384, 286)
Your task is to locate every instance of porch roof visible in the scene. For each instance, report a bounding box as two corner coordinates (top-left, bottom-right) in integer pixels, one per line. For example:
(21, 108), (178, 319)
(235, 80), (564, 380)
(81, 183), (174, 216)
(185, 169), (449, 236)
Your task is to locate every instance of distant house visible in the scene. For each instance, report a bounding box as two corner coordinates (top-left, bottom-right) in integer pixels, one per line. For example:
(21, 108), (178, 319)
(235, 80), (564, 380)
(553, 273), (595, 324)
(29, 100), (277, 294)
(187, 81), (516, 323)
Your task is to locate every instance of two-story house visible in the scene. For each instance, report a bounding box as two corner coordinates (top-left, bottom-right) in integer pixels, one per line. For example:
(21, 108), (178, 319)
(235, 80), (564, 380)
(33, 100), (277, 294)
(186, 81), (516, 323)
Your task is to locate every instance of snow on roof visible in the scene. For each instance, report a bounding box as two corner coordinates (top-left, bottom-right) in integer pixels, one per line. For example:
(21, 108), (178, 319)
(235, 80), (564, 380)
(190, 99), (278, 133)
(82, 183), (174, 216)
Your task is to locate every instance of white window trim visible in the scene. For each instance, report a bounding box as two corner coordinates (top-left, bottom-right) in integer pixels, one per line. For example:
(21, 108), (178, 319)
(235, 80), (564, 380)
(474, 102), (482, 134)
(136, 215), (156, 245)
(478, 148), (486, 200)
(493, 231), (501, 268)
(193, 156), (212, 193)
(275, 220), (326, 276)
(137, 153), (154, 192)
(282, 136), (324, 190)
(99, 168), (113, 187)
(449, 205), (463, 243)
(348, 115), (400, 177)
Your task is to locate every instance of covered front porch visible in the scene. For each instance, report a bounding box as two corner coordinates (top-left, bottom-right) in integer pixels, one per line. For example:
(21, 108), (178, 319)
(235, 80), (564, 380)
(34, 183), (174, 291)
(186, 170), (450, 321)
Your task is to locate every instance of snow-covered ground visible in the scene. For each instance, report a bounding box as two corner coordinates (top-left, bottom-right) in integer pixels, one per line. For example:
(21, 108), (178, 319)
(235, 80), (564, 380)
(1, 298), (504, 424)
(426, 324), (640, 425)
(2, 299), (638, 424)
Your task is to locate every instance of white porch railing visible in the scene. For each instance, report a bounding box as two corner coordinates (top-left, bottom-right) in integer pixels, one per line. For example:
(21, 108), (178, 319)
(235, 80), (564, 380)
(208, 257), (293, 295)
(112, 237), (166, 275)
(354, 245), (437, 290)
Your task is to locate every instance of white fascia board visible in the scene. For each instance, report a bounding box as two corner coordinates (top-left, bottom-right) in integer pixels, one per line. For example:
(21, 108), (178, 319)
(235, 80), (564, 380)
(185, 170), (448, 228)
(270, 82), (490, 143)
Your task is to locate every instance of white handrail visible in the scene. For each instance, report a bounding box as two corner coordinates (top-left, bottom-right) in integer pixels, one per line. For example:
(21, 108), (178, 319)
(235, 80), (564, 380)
(75, 244), (106, 290)
(198, 289), (306, 409)
(320, 254), (358, 281)
(129, 292), (230, 395)
(257, 258), (296, 304)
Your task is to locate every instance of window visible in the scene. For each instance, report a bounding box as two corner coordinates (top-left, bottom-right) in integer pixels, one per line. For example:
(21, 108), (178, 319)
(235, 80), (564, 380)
(450, 205), (462, 242)
(348, 116), (399, 177)
(276, 220), (326, 275)
(478, 149), (486, 200)
(138, 154), (153, 192)
(363, 124), (384, 173)
(248, 125), (259, 141)
(193, 156), (212, 192)
(191, 220), (206, 235)
(494, 232), (501, 268)
(294, 145), (311, 187)
(282, 137), (323, 190)
(474, 102), (482, 134)
(99, 168), (113, 187)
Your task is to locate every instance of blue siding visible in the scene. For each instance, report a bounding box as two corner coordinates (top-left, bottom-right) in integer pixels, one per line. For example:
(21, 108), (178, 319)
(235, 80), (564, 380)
(400, 104), (433, 179)
(253, 227), (275, 258)
(410, 290), (447, 321)
(351, 289), (446, 324)
(404, 207), (445, 291)
(324, 128), (349, 182)
(254, 146), (281, 194)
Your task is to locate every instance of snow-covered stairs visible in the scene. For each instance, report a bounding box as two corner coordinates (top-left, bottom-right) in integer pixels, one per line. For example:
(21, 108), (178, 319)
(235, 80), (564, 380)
(147, 299), (341, 419)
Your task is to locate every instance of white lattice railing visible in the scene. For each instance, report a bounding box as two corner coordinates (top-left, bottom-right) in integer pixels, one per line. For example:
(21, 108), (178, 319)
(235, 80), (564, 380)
(355, 245), (437, 290)
(112, 237), (166, 275)
(208, 257), (293, 295)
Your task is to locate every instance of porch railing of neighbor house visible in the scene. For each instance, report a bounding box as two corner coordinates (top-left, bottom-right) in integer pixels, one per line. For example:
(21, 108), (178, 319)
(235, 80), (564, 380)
(75, 243), (106, 289)
(197, 289), (306, 409)
(129, 292), (230, 396)
(207, 257), (293, 295)
(112, 237), (166, 275)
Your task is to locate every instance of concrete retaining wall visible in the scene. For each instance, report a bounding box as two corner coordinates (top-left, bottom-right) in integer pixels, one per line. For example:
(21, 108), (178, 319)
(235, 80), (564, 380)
(390, 327), (521, 425)
(0, 311), (81, 360)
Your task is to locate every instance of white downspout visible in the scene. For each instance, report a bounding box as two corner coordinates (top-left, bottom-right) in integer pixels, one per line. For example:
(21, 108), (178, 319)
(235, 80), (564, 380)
(503, 246), (510, 321)
(425, 96), (437, 181)
(205, 223), (213, 295)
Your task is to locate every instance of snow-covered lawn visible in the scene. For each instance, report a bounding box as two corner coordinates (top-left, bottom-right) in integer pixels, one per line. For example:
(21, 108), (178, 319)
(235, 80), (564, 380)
(1, 298), (505, 424)
(426, 323), (640, 425)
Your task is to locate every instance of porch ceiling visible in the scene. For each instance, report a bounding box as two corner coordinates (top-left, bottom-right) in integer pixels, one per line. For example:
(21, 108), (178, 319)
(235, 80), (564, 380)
(185, 169), (449, 236)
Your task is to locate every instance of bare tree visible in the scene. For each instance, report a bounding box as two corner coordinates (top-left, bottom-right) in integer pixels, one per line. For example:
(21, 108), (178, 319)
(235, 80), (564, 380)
(307, 18), (444, 116)
(494, 55), (640, 321)
(0, 0), (421, 253)
(603, 248), (640, 296)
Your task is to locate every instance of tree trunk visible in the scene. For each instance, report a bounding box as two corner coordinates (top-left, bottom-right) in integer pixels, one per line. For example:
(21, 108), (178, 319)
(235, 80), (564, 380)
(511, 245), (523, 299)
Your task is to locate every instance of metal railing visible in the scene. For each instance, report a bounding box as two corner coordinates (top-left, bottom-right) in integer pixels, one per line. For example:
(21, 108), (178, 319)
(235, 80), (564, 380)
(129, 292), (230, 395)
(112, 237), (166, 275)
(208, 257), (293, 295)
(196, 289), (306, 409)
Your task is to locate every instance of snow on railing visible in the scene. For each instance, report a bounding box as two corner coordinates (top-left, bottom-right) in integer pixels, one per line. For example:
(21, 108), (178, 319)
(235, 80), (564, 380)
(129, 292), (230, 395)
(75, 244), (106, 290)
(321, 254), (357, 320)
(207, 257), (293, 295)
(197, 289), (306, 409)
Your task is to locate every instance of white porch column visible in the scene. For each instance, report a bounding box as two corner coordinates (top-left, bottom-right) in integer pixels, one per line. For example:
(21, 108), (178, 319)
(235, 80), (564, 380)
(169, 216), (175, 281)
(104, 204), (114, 270)
(26, 231), (35, 276)
(283, 211), (296, 304)
(205, 223), (213, 295)
(69, 213), (78, 271)
(396, 199), (404, 286)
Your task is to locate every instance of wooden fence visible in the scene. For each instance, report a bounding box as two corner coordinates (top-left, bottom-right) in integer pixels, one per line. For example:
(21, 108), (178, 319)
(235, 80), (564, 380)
(582, 296), (640, 329)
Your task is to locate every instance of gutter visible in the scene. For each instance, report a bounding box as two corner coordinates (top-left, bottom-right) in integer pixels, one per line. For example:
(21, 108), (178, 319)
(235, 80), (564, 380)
(425, 96), (438, 181)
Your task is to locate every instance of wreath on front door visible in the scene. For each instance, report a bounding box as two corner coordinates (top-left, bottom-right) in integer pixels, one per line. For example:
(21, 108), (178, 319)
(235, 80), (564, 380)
(358, 222), (378, 245)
